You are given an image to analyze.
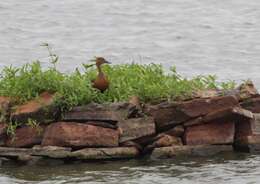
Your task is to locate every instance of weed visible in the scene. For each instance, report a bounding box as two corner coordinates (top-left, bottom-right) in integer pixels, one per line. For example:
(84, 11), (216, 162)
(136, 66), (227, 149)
(6, 121), (20, 137)
(0, 51), (236, 112)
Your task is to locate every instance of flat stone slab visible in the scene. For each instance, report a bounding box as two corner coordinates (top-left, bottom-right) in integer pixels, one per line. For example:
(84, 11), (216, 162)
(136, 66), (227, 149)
(184, 121), (235, 145)
(184, 107), (253, 127)
(0, 147), (33, 157)
(11, 92), (58, 123)
(71, 147), (140, 160)
(32, 146), (72, 158)
(119, 117), (155, 143)
(62, 102), (138, 123)
(0, 146), (139, 161)
(151, 145), (233, 159)
(145, 96), (238, 131)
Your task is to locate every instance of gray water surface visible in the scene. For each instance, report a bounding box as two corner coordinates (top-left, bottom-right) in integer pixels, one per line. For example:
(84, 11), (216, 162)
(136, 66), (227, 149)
(0, 153), (259, 184)
(1, 0), (260, 183)
(1, 0), (260, 84)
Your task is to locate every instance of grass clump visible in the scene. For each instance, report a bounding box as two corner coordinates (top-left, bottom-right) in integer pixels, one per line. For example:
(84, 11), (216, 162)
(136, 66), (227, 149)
(0, 45), (236, 111)
(0, 61), (235, 111)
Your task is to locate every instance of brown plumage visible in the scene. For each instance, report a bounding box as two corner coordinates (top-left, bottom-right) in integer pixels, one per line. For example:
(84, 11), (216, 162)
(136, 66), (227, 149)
(92, 57), (111, 92)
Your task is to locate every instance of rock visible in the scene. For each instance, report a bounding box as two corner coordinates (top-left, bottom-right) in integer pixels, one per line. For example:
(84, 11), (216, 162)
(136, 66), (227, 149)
(234, 135), (260, 153)
(236, 80), (258, 101)
(232, 107), (254, 119)
(144, 102), (190, 131)
(163, 125), (185, 137)
(178, 96), (238, 118)
(235, 113), (260, 141)
(240, 97), (260, 113)
(234, 113), (260, 152)
(145, 96), (238, 131)
(5, 125), (45, 148)
(144, 134), (182, 153)
(11, 92), (58, 124)
(42, 122), (119, 148)
(118, 117), (155, 143)
(152, 135), (182, 147)
(0, 97), (12, 122)
(17, 154), (43, 165)
(184, 107), (253, 127)
(151, 145), (233, 159)
(71, 147), (139, 160)
(184, 121), (235, 145)
(32, 145), (72, 158)
(0, 147), (33, 158)
(62, 102), (139, 124)
(0, 146), (139, 161)
(129, 96), (142, 111)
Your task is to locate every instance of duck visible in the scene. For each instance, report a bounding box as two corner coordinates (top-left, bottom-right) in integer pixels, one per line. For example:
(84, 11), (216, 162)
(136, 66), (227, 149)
(92, 57), (111, 92)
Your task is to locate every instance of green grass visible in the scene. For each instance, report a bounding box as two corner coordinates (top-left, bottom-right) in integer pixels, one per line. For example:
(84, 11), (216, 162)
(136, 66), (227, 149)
(0, 44), (236, 111)
(0, 61), (236, 111)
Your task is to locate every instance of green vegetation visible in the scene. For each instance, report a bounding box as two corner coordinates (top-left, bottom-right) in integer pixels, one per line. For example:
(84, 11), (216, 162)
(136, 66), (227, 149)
(0, 45), (236, 112)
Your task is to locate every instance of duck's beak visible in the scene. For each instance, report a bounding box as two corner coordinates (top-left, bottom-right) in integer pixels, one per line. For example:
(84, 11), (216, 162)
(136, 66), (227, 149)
(105, 60), (111, 64)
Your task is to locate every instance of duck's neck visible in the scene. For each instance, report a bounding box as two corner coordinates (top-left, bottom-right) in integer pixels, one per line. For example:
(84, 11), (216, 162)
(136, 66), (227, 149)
(97, 64), (104, 76)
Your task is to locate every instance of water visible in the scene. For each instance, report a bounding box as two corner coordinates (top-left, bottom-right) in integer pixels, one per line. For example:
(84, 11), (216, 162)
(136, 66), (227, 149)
(1, 0), (260, 183)
(0, 153), (259, 184)
(1, 0), (260, 85)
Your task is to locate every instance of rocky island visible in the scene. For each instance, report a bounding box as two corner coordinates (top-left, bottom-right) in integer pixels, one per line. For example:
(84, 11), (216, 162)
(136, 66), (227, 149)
(0, 79), (258, 165)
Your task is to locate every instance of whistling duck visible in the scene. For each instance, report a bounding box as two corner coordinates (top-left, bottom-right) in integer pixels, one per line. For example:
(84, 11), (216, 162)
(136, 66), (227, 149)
(92, 57), (111, 92)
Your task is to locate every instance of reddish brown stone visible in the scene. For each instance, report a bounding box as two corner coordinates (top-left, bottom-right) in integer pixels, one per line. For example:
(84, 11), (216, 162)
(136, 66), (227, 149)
(42, 122), (119, 148)
(179, 96), (238, 118)
(184, 121), (235, 145)
(5, 126), (45, 148)
(11, 92), (58, 123)
(184, 107), (253, 127)
(145, 96), (238, 131)
(183, 107), (234, 127)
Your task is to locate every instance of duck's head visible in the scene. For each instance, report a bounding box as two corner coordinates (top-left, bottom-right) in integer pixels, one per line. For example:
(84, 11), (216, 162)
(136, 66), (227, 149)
(95, 57), (111, 66)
